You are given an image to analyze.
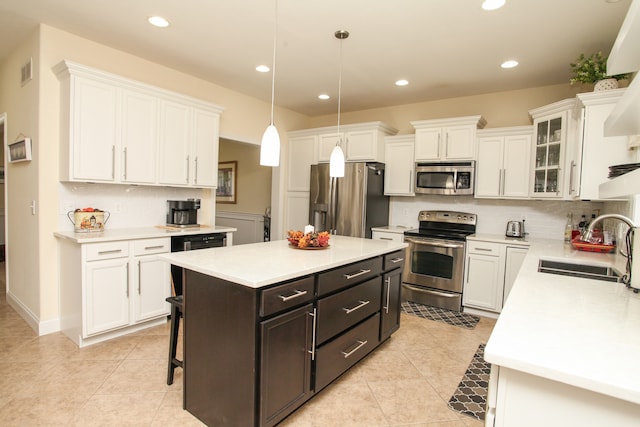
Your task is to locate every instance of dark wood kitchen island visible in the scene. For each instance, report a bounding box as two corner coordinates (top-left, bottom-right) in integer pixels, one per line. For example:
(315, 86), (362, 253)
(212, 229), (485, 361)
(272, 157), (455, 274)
(159, 235), (407, 427)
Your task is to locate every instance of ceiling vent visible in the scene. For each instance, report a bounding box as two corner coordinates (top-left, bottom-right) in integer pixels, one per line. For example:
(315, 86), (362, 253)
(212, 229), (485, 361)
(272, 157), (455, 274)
(21, 58), (32, 86)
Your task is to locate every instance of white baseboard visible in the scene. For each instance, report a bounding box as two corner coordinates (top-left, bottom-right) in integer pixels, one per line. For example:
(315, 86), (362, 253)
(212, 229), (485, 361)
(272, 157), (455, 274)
(7, 291), (61, 336)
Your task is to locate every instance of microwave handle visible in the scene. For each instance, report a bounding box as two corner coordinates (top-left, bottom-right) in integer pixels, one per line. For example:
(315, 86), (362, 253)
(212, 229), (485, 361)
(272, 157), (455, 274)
(452, 170), (457, 193)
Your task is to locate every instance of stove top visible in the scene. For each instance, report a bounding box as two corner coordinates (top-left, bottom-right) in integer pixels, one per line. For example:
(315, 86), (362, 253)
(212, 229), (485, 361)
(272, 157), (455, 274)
(404, 210), (477, 241)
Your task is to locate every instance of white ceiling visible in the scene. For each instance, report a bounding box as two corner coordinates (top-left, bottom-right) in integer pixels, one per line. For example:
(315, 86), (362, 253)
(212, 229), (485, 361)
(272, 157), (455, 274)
(0, 0), (632, 117)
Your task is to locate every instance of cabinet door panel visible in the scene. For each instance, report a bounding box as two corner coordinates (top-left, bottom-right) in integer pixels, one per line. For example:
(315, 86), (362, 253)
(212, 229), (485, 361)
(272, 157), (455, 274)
(121, 89), (158, 184)
(288, 135), (317, 192)
(192, 108), (219, 187)
(345, 129), (376, 161)
(475, 137), (504, 197)
(72, 77), (118, 181)
(158, 100), (190, 185)
(414, 128), (441, 160)
(445, 125), (475, 159)
(133, 257), (170, 322)
(503, 135), (531, 198)
(85, 259), (129, 335)
(260, 304), (313, 427)
(318, 133), (342, 162)
(381, 269), (402, 341)
(503, 247), (528, 305)
(463, 254), (503, 311)
(384, 141), (415, 195)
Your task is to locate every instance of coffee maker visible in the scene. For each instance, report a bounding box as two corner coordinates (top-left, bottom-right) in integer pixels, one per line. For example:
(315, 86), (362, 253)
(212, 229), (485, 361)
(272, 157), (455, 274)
(166, 199), (200, 228)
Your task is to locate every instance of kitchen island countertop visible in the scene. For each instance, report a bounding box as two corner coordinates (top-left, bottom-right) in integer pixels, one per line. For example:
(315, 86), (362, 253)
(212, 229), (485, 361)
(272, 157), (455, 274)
(54, 225), (236, 244)
(485, 236), (640, 405)
(158, 235), (407, 288)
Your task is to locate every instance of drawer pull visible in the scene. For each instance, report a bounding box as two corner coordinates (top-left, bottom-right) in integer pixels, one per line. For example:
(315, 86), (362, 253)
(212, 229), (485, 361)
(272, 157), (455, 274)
(343, 269), (372, 280)
(307, 308), (317, 361)
(389, 257), (404, 263)
(341, 340), (368, 359)
(384, 277), (391, 314)
(144, 245), (165, 250)
(342, 300), (370, 314)
(278, 289), (308, 302)
(98, 249), (122, 255)
(379, 237), (393, 241)
(474, 248), (493, 252)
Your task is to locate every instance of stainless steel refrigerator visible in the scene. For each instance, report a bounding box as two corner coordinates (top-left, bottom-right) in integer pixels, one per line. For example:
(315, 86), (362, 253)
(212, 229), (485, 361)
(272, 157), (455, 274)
(309, 162), (389, 238)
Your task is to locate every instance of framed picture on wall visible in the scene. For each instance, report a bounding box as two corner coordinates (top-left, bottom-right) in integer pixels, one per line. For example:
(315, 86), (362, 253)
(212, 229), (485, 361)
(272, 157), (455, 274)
(217, 161), (237, 204)
(8, 138), (32, 163)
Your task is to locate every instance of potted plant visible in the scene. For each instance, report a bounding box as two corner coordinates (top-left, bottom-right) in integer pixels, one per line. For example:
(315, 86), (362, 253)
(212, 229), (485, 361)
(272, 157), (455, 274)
(569, 52), (630, 91)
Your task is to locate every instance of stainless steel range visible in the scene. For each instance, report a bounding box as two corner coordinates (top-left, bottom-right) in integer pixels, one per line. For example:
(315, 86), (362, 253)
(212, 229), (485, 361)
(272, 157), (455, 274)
(402, 210), (477, 312)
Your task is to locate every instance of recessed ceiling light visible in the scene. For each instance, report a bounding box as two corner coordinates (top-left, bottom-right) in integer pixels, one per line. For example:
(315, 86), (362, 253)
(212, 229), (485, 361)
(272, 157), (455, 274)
(501, 60), (519, 69)
(482, 0), (506, 11)
(318, 94), (330, 100)
(256, 65), (270, 73)
(395, 79), (409, 86)
(148, 16), (170, 28)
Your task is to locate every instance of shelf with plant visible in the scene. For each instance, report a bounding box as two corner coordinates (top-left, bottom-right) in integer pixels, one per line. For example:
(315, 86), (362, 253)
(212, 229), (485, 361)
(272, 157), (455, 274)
(569, 52), (631, 89)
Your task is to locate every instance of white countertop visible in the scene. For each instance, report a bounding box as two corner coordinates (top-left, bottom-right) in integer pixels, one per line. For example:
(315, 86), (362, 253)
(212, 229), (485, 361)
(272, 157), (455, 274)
(371, 225), (413, 234)
(468, 233), (531, 246)
(484, 237), (640, 405)
(157, 235), (407, 289)
(54, 225), (236, 243)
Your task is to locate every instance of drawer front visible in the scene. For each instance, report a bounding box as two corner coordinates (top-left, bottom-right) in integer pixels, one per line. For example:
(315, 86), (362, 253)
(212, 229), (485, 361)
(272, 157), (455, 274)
(467, 241), (501, 256)
(383, 249), (406, 271)
(260, 276), (315, 317)
(317, 257), (382, 296)
(372, 231), (403, 242)
(316, 277), (382, 344)
(315, 313), (380, 391)
(133, 238), (171, 256)
(85, 241), (129, 261)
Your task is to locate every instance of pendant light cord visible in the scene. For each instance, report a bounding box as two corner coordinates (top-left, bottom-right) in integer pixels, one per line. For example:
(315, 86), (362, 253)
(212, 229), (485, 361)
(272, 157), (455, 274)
(269, 0), (278, 126)
(337, 37), (342, 137)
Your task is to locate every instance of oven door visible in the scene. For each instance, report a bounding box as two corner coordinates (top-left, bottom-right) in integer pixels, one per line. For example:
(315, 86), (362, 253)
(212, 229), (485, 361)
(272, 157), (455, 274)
(403, 236), (465, 293)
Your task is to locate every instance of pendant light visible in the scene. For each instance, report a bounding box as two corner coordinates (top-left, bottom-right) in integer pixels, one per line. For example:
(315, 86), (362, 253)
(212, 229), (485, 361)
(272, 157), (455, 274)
(329, 30), (349, 178)
(260, 0), (280, 167)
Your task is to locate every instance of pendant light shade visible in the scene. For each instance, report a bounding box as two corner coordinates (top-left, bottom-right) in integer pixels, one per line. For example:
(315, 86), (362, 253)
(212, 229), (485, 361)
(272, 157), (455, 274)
(329, 30), (349, 178)
(260, 0), (280, 167)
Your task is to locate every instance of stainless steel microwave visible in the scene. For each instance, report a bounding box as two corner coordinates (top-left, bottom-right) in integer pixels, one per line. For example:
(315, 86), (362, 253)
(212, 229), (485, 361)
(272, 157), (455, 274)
(414, 161), (475, 195)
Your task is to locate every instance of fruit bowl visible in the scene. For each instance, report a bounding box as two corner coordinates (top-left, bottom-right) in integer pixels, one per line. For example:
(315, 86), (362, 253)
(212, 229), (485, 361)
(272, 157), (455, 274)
(287, 230), (330, 249)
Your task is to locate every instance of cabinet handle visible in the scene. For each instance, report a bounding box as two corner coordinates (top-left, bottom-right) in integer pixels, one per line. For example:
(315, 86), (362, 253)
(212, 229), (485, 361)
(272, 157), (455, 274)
(123, 147), (128, 180)
(194, 156), (198, 185)
(390, 257), (404, 263)
(186, 155), (190, 183)
(341, 340), (368, 359)
(379, 237), (393, 241)
(409, 170), (413, 192)
(569, 160), (576, 194)
(144, 245), (165, 251)
(343, 269), (371, 280)
(466, 261), (471, 283)
(98, 249), (122, 255)
(437, 134), (441, 158)
(126, 263), (130, 298)
(384, 277), (391, 314)
(445, 132), (449, 158)
(307, 308), (317, 361)
(474, 247), (493, 252)
(137, 260), (141, 294)
(500, 169), (505, 195)
(278, 289), (308, 302)
(342, 300), (370, 314)
(111, 145), (115, 179)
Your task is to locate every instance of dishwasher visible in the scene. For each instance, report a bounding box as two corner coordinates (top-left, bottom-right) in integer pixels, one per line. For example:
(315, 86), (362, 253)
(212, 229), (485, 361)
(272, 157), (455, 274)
(170, 233), (227, 295)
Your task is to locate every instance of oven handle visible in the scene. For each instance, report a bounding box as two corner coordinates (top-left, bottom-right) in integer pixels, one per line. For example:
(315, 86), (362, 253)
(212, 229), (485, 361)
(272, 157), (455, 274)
(403, 284), (460, 299)
(404, 236), (465, 249)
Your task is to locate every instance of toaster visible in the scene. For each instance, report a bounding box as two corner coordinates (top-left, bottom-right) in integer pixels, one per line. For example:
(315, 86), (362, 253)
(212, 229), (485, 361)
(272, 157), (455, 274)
(506, 220), (525, 237)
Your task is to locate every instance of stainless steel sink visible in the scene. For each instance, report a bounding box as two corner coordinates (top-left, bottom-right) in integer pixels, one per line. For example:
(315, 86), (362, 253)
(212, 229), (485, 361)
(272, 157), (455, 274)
(538, 259), (622, 283)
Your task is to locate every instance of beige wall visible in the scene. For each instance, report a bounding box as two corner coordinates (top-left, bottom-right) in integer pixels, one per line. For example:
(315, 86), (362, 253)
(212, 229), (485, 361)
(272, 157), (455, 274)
(217, 138), (271, 215)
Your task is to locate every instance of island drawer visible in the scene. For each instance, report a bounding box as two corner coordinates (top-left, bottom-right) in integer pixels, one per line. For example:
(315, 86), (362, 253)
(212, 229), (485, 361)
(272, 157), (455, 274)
(85, 241), (129, 261)
(316, 277), (382, 344)
(315, 313), (380, 391)
(383, 249), (406, 271)
(317, 257), (382, 296)
(260, 276), (315, 317)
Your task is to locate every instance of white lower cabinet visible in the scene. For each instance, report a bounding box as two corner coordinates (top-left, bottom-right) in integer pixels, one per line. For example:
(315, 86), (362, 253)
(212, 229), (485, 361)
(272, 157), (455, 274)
(60, 237), (171, 347)
(463, 239), (528, 313)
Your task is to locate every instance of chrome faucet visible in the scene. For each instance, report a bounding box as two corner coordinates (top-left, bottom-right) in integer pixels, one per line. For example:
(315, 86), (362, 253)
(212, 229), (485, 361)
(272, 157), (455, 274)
(582, 214), (636, 242)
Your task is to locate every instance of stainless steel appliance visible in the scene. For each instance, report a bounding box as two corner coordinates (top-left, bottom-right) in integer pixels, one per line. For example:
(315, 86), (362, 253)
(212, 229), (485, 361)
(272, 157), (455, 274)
(402, 210), (477, 312)
(414, 161), (475, 195)
(166, 199), (200, 228)
(309, 162), (389, 238)
(170, 233), (227, 295)
(506, 220), (525, 237)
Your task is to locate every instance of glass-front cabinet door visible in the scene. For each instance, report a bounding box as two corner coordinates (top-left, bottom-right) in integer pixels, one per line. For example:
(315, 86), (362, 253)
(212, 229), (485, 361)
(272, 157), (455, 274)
(532, 112), (566, 197)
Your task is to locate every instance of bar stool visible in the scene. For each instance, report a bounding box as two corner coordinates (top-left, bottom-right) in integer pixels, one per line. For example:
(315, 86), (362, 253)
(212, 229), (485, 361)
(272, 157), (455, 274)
(166, 295), (183, 385)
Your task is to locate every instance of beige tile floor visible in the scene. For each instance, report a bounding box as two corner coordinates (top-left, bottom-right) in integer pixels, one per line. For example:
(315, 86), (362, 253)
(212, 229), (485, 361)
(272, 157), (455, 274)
(0, 263), (495, 426)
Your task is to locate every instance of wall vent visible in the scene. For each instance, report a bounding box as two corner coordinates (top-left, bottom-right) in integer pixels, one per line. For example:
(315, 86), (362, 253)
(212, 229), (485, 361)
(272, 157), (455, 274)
(21, 58), (33, 86)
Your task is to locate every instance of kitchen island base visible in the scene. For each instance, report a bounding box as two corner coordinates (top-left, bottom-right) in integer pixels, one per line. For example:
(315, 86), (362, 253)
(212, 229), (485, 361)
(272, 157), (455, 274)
(180, 246), (405, 427)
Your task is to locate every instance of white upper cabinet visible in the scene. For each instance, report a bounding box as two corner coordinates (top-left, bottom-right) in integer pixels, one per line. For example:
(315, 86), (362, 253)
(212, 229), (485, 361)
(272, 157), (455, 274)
(383, 135), (415, 196)
(475, 127), (532, 199)
(287, 134), (318, 192)
(412, 116), (486, 161)
(54, 60), (224, 188)
(313, 122), (398, 163)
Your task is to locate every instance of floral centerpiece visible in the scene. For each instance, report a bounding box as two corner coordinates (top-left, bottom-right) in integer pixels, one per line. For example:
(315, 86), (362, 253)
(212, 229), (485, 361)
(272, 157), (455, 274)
(287, 230), (330, 248)
(569, 52), (630, 90)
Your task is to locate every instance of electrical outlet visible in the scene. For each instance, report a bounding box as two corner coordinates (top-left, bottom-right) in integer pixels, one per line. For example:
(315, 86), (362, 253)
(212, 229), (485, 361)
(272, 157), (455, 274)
(114, 203), (122, 213)
(402, 209), (409, 216)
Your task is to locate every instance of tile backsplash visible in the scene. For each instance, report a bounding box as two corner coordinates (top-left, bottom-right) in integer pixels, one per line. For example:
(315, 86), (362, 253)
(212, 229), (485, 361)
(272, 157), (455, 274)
(389, 195), (631, 240)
